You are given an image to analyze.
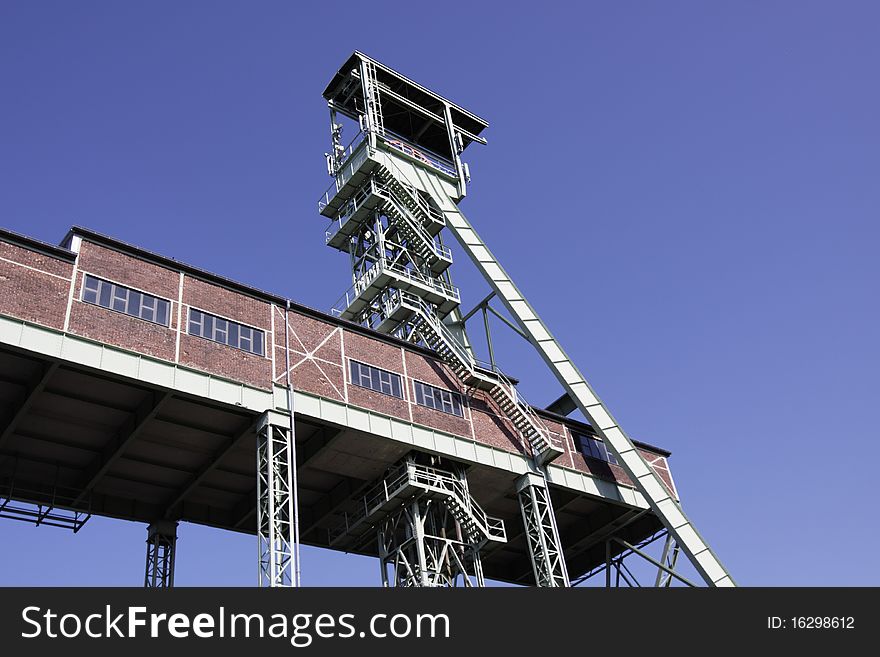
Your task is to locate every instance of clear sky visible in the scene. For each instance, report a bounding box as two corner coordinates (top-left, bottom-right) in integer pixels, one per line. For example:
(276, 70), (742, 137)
(1, 1), (878, 586)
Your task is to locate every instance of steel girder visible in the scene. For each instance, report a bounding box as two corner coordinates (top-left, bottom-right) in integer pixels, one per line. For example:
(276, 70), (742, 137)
(516, 473), (569, 587)
(144, 520), (177, 588)
(256, 411), (296, 587)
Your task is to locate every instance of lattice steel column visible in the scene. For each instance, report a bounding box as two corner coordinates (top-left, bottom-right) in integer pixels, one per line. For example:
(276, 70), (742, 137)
(377, 496), (485, 587)
(516, 473), (569, 587)
(144, 520), (177, 588)
(256, 410), (297, 587)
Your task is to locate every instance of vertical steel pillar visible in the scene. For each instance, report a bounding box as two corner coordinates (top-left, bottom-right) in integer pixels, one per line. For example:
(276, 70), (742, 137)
(256, 410), (297, 587)
(516, 473), (569, 587)
(376, 462), (485, 588)
(144, 520), (177, 588)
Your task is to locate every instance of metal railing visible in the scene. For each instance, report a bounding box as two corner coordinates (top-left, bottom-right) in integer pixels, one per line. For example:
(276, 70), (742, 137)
(323, 176), (452, 265)
(331, 259), (460, 318)
(395, 292), (557, 456)
(318, 132), (369, 213)
(327, 462), (505, 545)
(378, 154), (447, 226)
(380, 130), (457, 178)
(407, 463), (506, 541)
(318, 134), (450, 232)
(374, 181), (452, 261)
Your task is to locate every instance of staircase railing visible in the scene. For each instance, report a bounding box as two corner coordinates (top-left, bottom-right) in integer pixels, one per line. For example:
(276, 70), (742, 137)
(407, 463), (506, 542)
(331, 259), (460, 318)
(327, 461), (505, 545)
(395, 291), (559, 461)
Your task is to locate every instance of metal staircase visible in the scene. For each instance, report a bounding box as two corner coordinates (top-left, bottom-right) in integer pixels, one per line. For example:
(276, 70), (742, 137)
(319, 139), (563, 465)
(317, 51), (735, 588)
(395, 291), (563, 465)
(328, 460), (506, 549)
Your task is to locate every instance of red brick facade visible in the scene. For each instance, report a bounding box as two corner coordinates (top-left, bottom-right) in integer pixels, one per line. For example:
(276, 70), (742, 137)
(0, 228), (675, 494)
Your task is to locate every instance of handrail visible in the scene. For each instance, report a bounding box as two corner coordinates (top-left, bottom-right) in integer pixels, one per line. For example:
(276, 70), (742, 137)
(396, 291), (554, 452)
(373, 181), (452, 261)
(317, 134), (370, 212)
(378, 155), (446, 225)
(333, 130), (367, 174)
(323, 174), (451, 266)
(407, 463), (505, 541)
(379, 130), (457, 178)
(331, 259), (460, 318)
(327, 461), (505, 545)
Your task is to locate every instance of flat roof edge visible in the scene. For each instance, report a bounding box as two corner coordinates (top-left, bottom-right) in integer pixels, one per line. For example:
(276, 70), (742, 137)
(1, 227), (77, 261)
(323, 51), (489, 130)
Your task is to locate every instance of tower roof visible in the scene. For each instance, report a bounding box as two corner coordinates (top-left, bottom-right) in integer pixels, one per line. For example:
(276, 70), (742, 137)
(323, 51), (488, 159)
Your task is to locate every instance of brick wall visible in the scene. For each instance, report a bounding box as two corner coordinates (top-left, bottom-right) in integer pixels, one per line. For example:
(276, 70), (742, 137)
(0, 241), (72, 330)
(0, 231), (676, 492)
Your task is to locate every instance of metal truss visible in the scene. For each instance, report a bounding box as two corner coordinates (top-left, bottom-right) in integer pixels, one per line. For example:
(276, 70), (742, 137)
(378, 497), (485, 588)
(0, 477), (91, 532)
(317, 53), (734, 587)
(144, 520), (177, 588)
(516, 473), (569, 587)
(256, 411), (298, 587)
(572, 529), (695, 588)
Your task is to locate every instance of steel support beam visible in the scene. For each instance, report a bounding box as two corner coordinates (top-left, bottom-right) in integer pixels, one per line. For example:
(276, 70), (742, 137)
(515, 473), (569, 587)
(72, 391), (171, 506)
(163, 419), (256, 518)
(0, 362), (59, 451)
(256, 410), (297, 587)
(439, 198), (736, 587)
(144, 520), (177, 588)
(377, 496), (485, 588)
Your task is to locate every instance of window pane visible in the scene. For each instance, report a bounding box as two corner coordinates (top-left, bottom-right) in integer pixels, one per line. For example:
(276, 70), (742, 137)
(111, 286), (128, 312)
(82, 277), (99, 304)
(253, 331), (264, 356)
(189, 309), (202, 335)
(370, 368), (381, 392)
(228, 322), (240, 348)
(81, 276), (168, 326)
(157, 300), (169, 326)
(126, 290), (142, 318)
(98, 281), (112, 308)
(350, 361), (401, 398)
(239, 326), (252, 351)
(413, 381), (462, 416)
(83, 275), (100, 304)
(214, 317), (228, 344)
(139, 295), (156, 321)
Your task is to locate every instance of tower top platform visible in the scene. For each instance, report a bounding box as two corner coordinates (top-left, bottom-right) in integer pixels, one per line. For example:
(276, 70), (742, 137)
(322, 51), (489, 159)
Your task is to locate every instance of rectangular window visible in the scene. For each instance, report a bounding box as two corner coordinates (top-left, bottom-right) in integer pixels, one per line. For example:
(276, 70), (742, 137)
(413, 380), (463, 417)
(188, 308), (265, 356)
(349, 360), (403, 399)
(81, 274), (170, 327)
(574, 432), (618, 465)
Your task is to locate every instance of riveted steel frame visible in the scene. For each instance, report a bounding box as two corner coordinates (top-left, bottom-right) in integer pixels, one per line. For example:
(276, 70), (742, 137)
(256, 411), (297, 587)
(377, 496), (485, 588)
(144, 520), (177, 588)
(516, 473), (569, 587)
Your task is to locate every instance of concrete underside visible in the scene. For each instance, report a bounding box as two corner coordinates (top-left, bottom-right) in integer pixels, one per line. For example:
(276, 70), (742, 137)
(0, 343), (661, 585)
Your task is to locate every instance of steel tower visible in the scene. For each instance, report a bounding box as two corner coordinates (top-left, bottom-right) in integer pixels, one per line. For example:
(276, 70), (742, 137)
(317, 52), (734, 587)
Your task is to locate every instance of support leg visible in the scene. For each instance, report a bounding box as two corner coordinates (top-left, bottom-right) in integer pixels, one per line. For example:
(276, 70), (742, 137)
(516, 473), (569, 587)
(377, 497), (485, 587)
(256, 410), (297, 587)
(144, 520), (177, 588)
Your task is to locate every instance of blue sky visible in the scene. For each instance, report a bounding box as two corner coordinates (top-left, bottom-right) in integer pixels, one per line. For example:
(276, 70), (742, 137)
(1, 1), (878, 586)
